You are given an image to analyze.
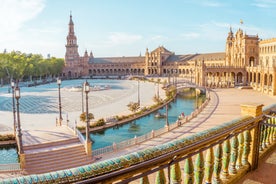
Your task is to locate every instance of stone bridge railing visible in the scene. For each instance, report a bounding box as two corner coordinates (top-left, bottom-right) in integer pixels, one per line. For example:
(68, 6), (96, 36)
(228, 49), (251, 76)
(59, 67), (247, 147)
(1, 104), (275, 184)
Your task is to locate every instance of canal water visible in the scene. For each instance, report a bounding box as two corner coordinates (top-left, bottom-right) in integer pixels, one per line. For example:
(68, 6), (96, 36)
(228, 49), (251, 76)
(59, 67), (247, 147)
(0, 145), (18, 164)
(0, 79), (204, 163)
(91, 93), (205, 150)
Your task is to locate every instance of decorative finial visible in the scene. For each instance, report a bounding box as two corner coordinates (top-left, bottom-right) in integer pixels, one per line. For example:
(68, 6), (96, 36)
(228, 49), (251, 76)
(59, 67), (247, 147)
(240, 19), (244, 25)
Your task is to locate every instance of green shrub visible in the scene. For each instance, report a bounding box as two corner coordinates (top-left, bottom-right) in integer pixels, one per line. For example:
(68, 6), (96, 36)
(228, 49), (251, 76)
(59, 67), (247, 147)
(0, 134), (15, 141)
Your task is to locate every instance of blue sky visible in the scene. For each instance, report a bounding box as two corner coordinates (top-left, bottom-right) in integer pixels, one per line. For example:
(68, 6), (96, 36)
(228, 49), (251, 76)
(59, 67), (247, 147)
(0, 0), (276, 58)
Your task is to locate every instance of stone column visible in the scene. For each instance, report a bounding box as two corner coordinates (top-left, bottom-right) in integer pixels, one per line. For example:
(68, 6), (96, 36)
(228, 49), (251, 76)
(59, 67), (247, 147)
(240, 104), (264, 118)
(240, 103), (263, 170)
(20, 154), (26, 169)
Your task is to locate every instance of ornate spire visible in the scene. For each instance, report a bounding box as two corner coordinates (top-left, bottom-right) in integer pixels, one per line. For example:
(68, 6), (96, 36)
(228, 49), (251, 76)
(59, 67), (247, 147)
(69, 11), (73, 25)
(227, 26), (233, 40)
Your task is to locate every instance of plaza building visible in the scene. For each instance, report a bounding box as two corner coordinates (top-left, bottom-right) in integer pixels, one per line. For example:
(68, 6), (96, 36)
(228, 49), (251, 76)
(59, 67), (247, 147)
(63, 14), (276, 95)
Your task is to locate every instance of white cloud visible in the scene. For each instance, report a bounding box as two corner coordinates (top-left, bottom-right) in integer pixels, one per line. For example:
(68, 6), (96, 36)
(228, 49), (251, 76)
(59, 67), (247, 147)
(108, 32), (142, 45)
(0, 0), (45, 41)
(199, 20), (275, 40)
(150, 35), (168, 41)
(201, 1), (225, 7)
(251, 0), (276, 8)
(180, 32), (200, 39)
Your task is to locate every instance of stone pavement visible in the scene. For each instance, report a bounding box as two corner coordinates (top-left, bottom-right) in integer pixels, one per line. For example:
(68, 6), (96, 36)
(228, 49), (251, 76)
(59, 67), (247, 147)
(94, 88), (276, 183)
(0, 80), (165, 134)
(237, 148), (276, 184)
(96, 88), (276, 161)
(22, 126), (75, 146)
(1, 87), (276, 182)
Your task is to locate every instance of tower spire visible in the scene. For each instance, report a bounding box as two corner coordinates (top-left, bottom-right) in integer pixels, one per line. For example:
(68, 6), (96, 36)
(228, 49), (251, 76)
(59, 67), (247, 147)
(69, 11), (74, 28)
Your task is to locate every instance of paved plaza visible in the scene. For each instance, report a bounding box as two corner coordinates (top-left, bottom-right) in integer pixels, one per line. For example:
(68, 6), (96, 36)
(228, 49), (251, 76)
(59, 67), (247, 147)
(0, 81), (276, 182)
(96, 88), (276, 161)
(0, 79), (165, 135)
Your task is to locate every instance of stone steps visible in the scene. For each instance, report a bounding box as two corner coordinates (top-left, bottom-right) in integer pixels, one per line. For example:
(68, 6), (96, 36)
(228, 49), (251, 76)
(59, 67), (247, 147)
(24, 137), (80, 151)
(25, 145), (85, 162)
(25, 158), (92, 174)
(24, 143), (82, 157)
(24, 138), (93, 174)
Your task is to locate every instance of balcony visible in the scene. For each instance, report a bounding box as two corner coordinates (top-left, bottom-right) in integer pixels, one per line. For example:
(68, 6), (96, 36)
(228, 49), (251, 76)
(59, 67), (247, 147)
(1, 103), (275, 184)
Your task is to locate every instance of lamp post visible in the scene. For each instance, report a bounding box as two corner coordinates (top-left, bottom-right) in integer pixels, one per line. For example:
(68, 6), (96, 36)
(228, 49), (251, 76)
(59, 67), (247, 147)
(165, 104), (169, 131)
(84, 81), (92, 155)
(11, 81), (16, 136)
(57, 78), (62, 126)
(14, 83), (23, 155)
(157, 78), (160, 99)
(81, 82), (84, 113)
(137, 79), (140, 106)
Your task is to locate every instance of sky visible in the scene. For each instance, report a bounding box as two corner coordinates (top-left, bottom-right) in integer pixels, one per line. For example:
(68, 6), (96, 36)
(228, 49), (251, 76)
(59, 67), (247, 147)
(0, 0), (276, 58)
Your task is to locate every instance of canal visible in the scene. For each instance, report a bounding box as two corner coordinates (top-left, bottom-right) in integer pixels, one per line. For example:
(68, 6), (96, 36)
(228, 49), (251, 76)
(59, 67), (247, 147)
(91, 92), (205, 150)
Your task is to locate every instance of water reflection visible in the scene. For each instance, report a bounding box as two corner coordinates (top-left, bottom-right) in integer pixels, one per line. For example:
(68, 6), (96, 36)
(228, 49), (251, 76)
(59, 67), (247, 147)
(91, 93), (205, 150)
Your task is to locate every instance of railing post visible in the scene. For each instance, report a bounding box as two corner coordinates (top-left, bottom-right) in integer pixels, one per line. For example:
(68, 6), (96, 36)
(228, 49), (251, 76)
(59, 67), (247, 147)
(229, 135), (238, 174)
(212, 144), (222, 184)
(140, 176), (150, 184)
(268, 118), (275, 143)
(236, 133), (244, 169)
(170, 162), (182, 184)
(184, 157), (194, 184)
(250, 120), (262, 170)
(265, 118), (272, 146)
(240, 103), (264, 171)
(194, 152), (204, 184)
(204, 147), (214, 184)
(155, 169), (166, 184)
(242, 130), (251, 167)
(151, 130), (155, 138)
(134, 135), (137, 144)
(221, 139), (230, 179)
(272, 116), (276, 141)
(113, 142), (117, 152)
(260, 123), (267, 150)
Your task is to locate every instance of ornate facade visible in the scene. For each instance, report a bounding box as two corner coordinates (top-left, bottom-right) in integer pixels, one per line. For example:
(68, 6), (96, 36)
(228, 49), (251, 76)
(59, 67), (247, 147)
(63, 15), (276, 95)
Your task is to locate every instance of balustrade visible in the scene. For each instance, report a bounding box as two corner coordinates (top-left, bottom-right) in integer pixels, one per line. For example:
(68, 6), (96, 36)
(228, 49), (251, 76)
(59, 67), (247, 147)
(2, 104), (276, 184)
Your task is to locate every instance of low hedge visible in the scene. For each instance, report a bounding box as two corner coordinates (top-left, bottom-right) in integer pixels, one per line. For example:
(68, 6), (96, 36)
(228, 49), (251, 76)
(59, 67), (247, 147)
(0, 134), (15, 141)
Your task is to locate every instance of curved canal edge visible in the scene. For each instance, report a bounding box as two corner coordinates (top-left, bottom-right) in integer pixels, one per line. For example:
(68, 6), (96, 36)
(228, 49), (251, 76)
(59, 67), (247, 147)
(79, 93), (176, 134)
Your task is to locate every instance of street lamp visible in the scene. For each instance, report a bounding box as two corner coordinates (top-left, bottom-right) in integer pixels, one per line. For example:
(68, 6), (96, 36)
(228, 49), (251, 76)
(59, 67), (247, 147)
(84, 81), (92, 155)
(137, 79), (140, 106)
(81, 82), (84, 113)
(165, 104), (169, 128)
(57, 78), (62, 126)
(14, 84), (23, 154)
(11, 80), (16, 136)
(157, 78), (160, 99)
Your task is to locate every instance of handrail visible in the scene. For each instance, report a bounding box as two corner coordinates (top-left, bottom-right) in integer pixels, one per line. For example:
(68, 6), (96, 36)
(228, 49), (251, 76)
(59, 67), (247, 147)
(2, 104), (275, 184)
(76, 129), (85, 145)
(92, 94), (210, 157)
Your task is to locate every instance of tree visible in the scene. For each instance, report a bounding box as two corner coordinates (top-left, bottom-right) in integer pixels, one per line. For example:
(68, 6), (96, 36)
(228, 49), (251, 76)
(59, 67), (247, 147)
(127, 102), (140, 113)
(153, 95), (162, 104)
(0, 50), (64, 84)
(80, 112), (94, 122)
